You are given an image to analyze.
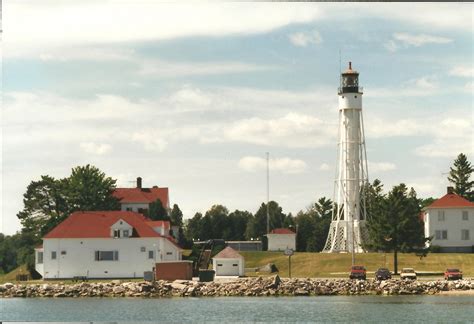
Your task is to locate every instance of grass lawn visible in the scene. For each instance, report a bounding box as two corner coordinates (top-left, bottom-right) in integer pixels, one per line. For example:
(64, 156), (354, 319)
(241, 251), (474, 278)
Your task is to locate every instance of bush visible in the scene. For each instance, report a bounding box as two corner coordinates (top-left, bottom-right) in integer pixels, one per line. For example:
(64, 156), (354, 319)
(430, 245), (442, 253)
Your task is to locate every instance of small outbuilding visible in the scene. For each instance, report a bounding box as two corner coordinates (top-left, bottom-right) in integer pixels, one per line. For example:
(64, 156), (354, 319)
(266, 228), (296, 252)
(212, 246), (245, 276)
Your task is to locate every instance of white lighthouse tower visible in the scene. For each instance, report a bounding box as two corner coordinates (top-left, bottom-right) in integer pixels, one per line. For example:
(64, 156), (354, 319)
(323, 62), (369, 256)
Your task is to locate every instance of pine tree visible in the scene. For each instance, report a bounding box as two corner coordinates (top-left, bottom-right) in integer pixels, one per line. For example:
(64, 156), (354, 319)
(448, 153), (474, 201)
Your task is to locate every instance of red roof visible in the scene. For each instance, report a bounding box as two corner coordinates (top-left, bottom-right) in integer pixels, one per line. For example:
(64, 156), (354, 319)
(269, 228), (295, 235)
(426, 193), (474, 209)
(113, 187), (169, 207)
(214, 246), (243, 259)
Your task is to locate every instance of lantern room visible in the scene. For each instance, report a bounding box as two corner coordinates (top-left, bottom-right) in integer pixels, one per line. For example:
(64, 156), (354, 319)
(339, 62), (361, 94)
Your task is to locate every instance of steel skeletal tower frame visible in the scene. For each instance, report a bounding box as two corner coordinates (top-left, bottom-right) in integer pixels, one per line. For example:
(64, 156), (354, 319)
(323, 62), (369, 256)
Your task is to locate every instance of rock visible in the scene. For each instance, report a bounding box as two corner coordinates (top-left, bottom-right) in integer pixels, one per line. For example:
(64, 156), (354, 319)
(295, 289), (309, 296)
(111, 280), (122, 285)
(3, 283), (14, 289)
(258, 263), (279, 273)
(270, 275), (282, 288)
(171, 282), (187, 291)
(53, 292), (66, 297)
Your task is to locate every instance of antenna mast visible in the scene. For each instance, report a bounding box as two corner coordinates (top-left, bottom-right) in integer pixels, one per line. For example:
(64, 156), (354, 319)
(266, 152), (270, 234)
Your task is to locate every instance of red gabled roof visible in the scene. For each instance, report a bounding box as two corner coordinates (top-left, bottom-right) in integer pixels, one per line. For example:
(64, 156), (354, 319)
(426, 193), (474, 209)
(269, 228), (295, 235)
(44, 211), (160, 239)
(113, 187), (169, 207)
(214, 246), (243, 259)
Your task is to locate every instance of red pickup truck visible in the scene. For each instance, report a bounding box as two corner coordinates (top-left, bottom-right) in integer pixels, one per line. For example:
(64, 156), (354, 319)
(349, 265), (367, 280)
(444, 268), (463, 280)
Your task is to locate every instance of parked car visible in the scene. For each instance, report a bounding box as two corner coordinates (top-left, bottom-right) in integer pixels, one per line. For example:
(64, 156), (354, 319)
(349, 265), (367, 280)
(444, 268), (463, 280)
(375, 268), (392, 280)
(400, 268), (417, 280)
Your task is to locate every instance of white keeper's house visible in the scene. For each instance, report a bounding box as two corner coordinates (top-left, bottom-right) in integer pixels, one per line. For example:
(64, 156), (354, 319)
(423, 187), (474, 253)
(266, 228), (296, 252)
(35, 211), (182, 279)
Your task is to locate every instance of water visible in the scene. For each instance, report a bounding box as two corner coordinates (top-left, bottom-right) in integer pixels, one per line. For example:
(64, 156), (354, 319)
(1, 296), (474, 323)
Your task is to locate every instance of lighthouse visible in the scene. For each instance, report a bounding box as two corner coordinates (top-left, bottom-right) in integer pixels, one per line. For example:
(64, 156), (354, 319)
(323, 62), (369, 256)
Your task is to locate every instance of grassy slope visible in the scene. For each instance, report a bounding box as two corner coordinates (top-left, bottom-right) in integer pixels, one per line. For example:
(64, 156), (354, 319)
(0, 265), (30, 283)
(241, 252), (474, 278)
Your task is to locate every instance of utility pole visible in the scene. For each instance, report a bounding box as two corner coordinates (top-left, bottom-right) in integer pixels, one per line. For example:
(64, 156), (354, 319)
(266, 152), (270, 234)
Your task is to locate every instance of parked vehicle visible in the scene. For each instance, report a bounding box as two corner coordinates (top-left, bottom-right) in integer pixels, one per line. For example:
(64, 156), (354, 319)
(444, 268), (463, 280)
(375, 268), (392, 280)
(400, 268), (417, 280)
(349, 265), (367, 280)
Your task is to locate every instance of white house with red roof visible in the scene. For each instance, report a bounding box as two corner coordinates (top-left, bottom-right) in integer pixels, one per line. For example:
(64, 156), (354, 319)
(266, 228), (296, 252)
(423, 187), (474, 253)
(113, 177), (169, 214)
(35, 211), (182, 279)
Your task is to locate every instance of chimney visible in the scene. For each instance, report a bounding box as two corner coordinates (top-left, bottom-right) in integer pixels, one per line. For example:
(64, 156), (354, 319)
(349, 61), (352, 70)
(447, 186), (454, 194)
(137, 177), (142, 189)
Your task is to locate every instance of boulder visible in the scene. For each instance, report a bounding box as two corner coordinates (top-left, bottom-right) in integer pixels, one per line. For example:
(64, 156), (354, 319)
(258, 263), (279, 273)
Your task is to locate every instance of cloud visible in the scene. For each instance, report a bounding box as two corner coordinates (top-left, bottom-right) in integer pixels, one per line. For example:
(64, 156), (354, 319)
(238, 156), (307, 174)
(220, 113), (337, 148)
(393, 33), (452, 47)
(384, 32), (452, 52)
(449, 66), (474, 78)
(369, 161), (397, 172)
(79, 142), (112, 155)
(138, 60), (275, 78)
(4, 2), (321, 58)
(288, 30), (322, 47)
(319, 163), (331, 171)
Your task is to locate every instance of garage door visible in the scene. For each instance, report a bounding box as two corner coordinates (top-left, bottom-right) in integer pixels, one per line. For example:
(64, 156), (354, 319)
(216, 259), (240, 276)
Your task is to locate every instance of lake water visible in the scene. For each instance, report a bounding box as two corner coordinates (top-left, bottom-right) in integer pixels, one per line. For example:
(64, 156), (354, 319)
(1, 295), (474, 323)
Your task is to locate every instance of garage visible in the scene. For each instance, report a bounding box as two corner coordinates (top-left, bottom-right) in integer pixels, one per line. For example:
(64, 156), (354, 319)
(212, 246), (245, 277)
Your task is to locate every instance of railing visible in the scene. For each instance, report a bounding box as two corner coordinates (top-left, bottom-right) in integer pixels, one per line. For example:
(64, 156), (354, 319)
(338, 86), (363, 94)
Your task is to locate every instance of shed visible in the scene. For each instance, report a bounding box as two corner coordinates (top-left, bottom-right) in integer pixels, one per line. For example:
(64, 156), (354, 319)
(212, 246), (245, 276)
(266, 228), (296, 251)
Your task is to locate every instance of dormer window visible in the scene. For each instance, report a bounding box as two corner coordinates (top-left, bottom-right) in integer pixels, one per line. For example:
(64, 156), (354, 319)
(114, 229), (121, 238)
(123, 230), (129, 238)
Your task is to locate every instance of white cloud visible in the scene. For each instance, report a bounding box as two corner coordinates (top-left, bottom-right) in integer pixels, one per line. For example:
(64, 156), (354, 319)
(4, 2), (321, 58)
(139, 60), (275, 78)
(221, 113), (337, 148)
(392, 33), (452, 47)
(464, 82), (474, 92)
(369, 161), (397, 173)
(288, 30), (322, 47)
(384, 40), (399, 53)
(238, 156), (307, 174)
(319, 163), (331, 171)
(449, 66), (474, 78)
(79, 142), (112, 155)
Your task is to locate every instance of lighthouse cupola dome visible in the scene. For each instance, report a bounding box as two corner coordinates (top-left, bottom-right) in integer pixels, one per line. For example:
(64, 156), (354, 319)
(339, 61), (360, 94)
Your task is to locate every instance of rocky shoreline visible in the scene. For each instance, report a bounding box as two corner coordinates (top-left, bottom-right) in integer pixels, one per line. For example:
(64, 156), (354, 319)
(1, 277), (473, 298)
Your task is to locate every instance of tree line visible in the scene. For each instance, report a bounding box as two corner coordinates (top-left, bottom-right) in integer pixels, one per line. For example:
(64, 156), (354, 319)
(0, 153), (472, 276)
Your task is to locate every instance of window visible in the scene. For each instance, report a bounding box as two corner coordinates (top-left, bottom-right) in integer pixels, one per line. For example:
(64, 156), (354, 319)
(123, 230), (129, 238)
(51, 251), (57, 260)
(461, 230), (470, 240)
(113, 229), (120, 238)
(37, 252), (43, 264)
(435, 230), (448, 240)
(233, 264), (238, 267)
(61, 250), (67, 255)
(166, 252), (172, 255)
(438, 210), (445, 221)
(126, 207), (133, 211)
(95, 251), (119, 261)
(462, 211), (468, 221)
(140, 246), (146, 252)
(148, 250), (154, 259)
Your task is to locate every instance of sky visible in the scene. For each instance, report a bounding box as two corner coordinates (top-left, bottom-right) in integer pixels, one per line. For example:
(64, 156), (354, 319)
(1, 2), (473, 235)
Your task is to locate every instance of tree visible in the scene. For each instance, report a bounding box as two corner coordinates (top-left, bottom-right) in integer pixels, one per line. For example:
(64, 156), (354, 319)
(170, 204), (183, 226)
(65, 164), (120, 211)
(448, 153), (474, 201)
(227, 210), (252, 241)
(185, 212), (203, 241)
(148, 199), (169, 221)
(246, 201), (287, 240)
(17, 176), (69, 238)
(365, 184), (429, 274)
